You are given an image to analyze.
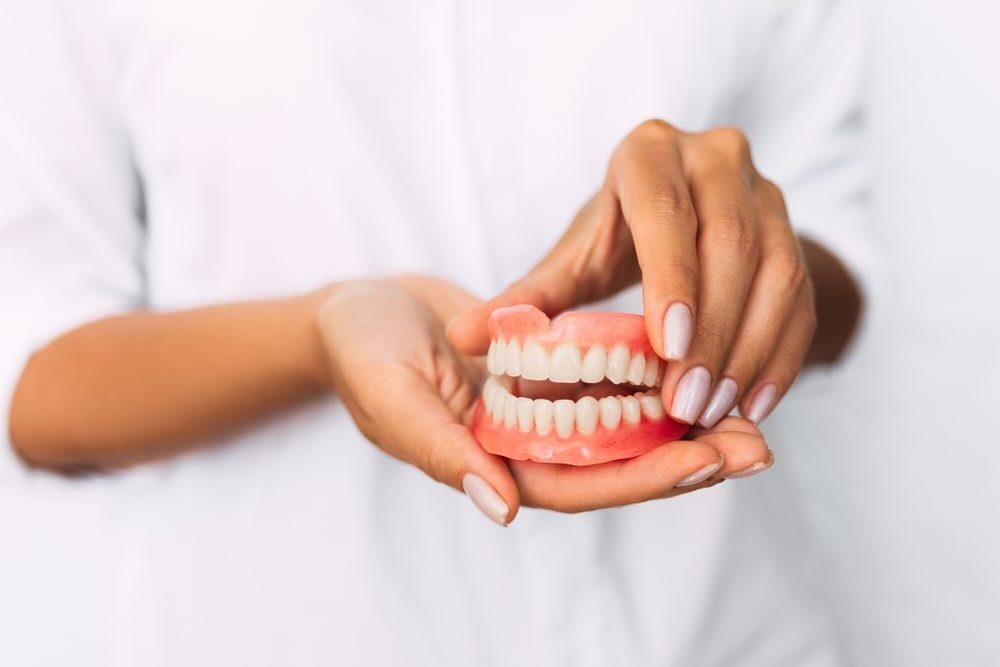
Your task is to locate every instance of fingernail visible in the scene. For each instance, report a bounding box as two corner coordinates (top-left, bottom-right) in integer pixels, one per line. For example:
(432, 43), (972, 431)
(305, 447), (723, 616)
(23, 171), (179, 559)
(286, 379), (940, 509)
(675, 459), (724, 487)
(662, 302), (693, 360)
(462, 473), (509, 527)
(746, 383), (779, 423)
(727, 450), (775, 479)
(671, 366), (712, 424)
(697, 378), (739, 428)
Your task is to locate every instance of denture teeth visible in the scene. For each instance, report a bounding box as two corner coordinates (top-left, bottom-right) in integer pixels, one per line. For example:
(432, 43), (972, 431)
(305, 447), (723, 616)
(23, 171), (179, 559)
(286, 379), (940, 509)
(533, 399), (554, 435)
(549, 344), (583, 383)
(599, 396), (622, 429)
(627, 353), (646, 386)
(553, 399), (576, 438)
(640, 393), (665, 420)
(516, 397), (534, 432)
(490, 388), (506, 423)
(521, 341), (550, 381)
(621, 395), (641, 425)
(580, 346), (608, 383)
(642, 356), (660, 387)
(492, 339), (508, 376)
(504, 339), (522, 377)
(487, 340), (498, 375)
(606, 345), (630, 384)
(503, 393), (518, 428)
(575, 396), (599, 435)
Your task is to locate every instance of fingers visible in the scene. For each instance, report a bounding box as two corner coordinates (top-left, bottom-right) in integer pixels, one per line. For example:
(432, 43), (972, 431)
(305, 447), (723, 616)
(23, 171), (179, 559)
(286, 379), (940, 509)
(609, 120), (700, 362)
(687, 416), (772, 476)
(657, 130), (760, 424)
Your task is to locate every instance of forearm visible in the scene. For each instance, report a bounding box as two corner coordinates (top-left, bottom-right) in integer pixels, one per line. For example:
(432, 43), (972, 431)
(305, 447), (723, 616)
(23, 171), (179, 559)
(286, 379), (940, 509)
(800, 236), (863, 365)
(9, 290), (331, 470)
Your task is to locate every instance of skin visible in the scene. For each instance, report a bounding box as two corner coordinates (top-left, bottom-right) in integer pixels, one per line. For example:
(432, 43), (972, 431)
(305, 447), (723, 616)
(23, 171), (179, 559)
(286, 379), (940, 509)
(9, 120), (860, 523)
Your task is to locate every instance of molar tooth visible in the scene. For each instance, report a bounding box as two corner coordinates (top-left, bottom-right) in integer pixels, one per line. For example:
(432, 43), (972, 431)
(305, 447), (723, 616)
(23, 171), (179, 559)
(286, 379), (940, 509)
(516, 397), (534, 432)
(607, 345), (630, 384)
(642, 356), (660, 386)
(640, 394), (665, 421)
(487, 340), (498, 374)
(490, 386), (506, 423)
(533, 399), (554, 436)
(493, 339), (507, 376)
(503, 393), (518, 428)
(599, 396), (622, 429)
(549, 343), (583, 383)
(504, 339), (522, 377)
(621, 395), (641, 425)
(627, 353), (646, 385)
(580, 346), (608, 383)
(575, 396), (599, 435)
(553, 399), (576, 438)
(520, 341), (550, 381)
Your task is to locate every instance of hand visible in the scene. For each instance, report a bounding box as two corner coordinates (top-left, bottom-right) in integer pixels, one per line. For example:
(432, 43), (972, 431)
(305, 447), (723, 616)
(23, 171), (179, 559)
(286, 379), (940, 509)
(449, 120), (817, 428)
(317, 274), (771, 526)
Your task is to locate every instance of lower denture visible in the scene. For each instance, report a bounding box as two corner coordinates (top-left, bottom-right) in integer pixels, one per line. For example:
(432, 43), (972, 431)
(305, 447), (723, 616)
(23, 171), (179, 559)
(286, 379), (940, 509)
(472, 305), (689, 466)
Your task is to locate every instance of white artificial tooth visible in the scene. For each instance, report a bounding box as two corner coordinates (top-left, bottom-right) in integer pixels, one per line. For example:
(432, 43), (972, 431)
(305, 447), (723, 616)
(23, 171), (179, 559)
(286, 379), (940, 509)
(516, 397), (534, 433)
(504, 339), (522, 377)
(575, 396), (599, 435)
(627, 353), (646, 385)
(486, 340), (498, 375)
(642, 356), (660, 386)
(640, 394), (665, 421)
(482, 376), (499, 406)
(607, 345), (630, 384)
(553, 399), (576, 438)
(493, 339), (507, 375)
(581, 346), (608, 383)
(503, 393), (518, 428)
(533, 399), (554, 436)
(490, 386), (506, 423)
(621, 395), (641, 425)
(599, 396), (622, 429)
(549, 343), (583, 383)
(521, 341), (550, 381)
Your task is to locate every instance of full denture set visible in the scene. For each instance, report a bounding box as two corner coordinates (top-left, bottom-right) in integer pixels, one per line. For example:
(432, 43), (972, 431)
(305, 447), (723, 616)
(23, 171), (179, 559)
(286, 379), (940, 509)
(472, 305), (689, 465)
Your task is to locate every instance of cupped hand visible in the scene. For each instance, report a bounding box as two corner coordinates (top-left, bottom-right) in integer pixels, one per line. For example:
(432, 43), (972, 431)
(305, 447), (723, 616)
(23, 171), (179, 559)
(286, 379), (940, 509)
(449, 120), (816, 429)
(317, 274), (771, 526)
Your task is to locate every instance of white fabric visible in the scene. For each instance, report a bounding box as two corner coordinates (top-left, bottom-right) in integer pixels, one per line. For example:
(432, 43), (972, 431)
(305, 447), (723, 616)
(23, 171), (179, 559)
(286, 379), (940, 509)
(0, 1), (867, 665)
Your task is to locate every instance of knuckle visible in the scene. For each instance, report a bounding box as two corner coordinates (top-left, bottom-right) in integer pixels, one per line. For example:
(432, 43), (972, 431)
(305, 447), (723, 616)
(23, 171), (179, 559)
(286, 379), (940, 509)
(706, 126), (753, 164)
(633, 118), (678, 143)
(765, 248), (808, 296)
(756, 176), (787, 211)
(708, 207), (758, 259)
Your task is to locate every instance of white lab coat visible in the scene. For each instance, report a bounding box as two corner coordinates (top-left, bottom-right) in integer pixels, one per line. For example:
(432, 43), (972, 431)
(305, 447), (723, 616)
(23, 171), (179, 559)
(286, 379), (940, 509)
(0, 1), (868, 665)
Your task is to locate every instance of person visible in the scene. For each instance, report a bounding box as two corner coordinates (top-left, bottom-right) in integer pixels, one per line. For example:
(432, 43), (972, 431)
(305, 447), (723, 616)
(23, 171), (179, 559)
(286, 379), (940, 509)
(0, 1), (865, 665)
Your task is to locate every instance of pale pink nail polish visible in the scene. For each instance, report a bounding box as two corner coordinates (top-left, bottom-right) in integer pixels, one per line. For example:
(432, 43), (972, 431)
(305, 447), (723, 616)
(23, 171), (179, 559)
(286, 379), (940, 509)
(663, 302), (693, 360)
(727, 450), (775, 479)
(746, 383), (779, 423)
(675, 460), (724, 487)
(462, 473), (509, 526)
(671, 366), (712, 424)
(697, 378), (739, 428)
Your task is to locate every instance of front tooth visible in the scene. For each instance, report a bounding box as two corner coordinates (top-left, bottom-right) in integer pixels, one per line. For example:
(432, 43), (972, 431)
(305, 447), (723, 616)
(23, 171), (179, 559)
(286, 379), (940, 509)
(490, 386), (506, 423)
(599, 396), (622, 429)
(553, 399), (576, 438)
(521, 341), (550, 381)
(621, 395), (641, 425)
(607, 345), (630, 384)
(627, 353), (646, 385)
(575, 396), (599, 435)
(640, 394), (665, 420)
(493, 339), (507, 375)
(503, 393), (518, 428)
(533, 399), (554, 436)
(642, 356), (660, 386)
(504, 339), (522, 377)
(549, 344), (583, 383)
(516, 397), (534, 432)
(581, 346), (608, 383)
(487, 340), (498, 374)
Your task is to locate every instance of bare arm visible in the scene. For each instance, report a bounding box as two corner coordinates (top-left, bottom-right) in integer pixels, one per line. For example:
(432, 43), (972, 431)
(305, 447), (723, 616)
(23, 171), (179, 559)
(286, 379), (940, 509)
(9, 291), (330, 470)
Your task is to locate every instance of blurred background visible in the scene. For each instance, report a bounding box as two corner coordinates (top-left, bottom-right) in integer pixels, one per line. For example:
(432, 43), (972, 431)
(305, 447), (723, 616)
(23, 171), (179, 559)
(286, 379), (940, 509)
(1, 1), (998, 665)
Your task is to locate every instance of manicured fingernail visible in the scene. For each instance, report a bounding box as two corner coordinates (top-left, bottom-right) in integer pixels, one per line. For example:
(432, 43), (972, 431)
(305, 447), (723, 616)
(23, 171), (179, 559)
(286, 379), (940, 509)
(671, 366), (712, 424)
(675, 459), (724, 487)
(462, 473), (509, 526)
(727, 450), (775, 479)
(746, 383), (779, 423)
(662, 302), (693, 360)
(697, 378), (739, 428)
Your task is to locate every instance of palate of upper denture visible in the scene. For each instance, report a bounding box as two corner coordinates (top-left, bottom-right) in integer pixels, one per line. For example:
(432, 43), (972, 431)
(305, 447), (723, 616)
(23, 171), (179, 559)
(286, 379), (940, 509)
(471, 305), (688, 466)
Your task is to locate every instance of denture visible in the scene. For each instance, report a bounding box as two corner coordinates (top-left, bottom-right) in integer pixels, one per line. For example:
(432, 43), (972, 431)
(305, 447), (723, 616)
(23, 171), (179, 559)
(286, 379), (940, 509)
(472, 305), (689, 465)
